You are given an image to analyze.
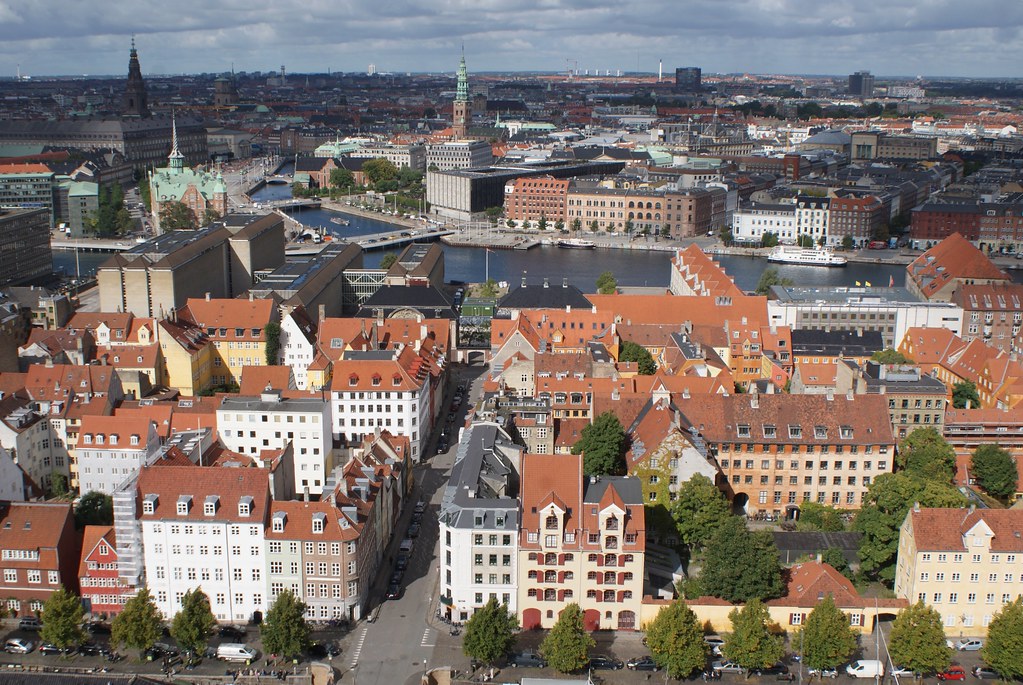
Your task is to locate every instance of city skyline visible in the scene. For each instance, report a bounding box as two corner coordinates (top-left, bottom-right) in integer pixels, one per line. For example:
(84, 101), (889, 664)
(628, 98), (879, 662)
(2, 0), (1023, 79)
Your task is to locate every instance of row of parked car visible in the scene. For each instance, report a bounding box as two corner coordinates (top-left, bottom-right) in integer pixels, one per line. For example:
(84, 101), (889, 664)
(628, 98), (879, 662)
(386, 500), (426, 601)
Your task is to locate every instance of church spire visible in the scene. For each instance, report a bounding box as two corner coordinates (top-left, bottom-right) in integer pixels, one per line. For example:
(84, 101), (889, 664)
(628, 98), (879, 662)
(168, 113), (185, 174)
(455, 45), (469, 103)
(452, 47), (471, 139)
(123, 35), (149, 117)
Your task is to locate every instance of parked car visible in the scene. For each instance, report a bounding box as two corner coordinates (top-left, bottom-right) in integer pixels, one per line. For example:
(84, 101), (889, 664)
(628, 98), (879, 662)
(154, 642), (180, 657)
(890, 666), (916, 678)
(938, 666), (968, 681)
(395, 551), (410, 570)
(626, 656), (659, 671)
(39, 643), (74, 656)
(308, 641), (341, 659)
(79, 643), (111, 657)
(712, 661), (747, 675)
(588, 655), (624, 670)
(408, 522), (421, 538)
(808, 667), (839, 678)
(510, 651), (546, 668)
(4, 638), (34, 654)
(753, 664), (792, 680)
(414, 501), (426, 514)
(219, 625), (246, 639)
(386, 584), (403, 600)
(951, 638), (984, 651)
(847, 660), (885, 679)
(389, 568), (404, 585)
(972, 666), (999, 680)
(18, 617), (41, 631)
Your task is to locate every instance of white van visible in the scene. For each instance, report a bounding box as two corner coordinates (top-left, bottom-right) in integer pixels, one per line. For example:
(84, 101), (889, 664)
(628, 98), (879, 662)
(217, 643), (258, 663)
(846, 660), (884, 679)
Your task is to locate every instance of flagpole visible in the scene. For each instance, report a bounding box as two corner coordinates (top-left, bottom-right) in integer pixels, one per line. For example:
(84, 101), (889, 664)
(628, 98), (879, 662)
(485, 248), (490, 283)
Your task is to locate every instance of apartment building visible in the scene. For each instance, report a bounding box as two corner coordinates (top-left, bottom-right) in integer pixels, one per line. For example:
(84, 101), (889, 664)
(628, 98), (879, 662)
(895, 506), (1023, 636)
(503, 176), (570, 225)
(565, 185), (721, 239)
(217, 389), (333, 497)
(679, 393), (895, 516)
(439, 423), (522, 622)
(137, 465), (271, 623)
(425, 140), (493, 170)
(79, 525), (134, 616)
(828, 195), (885, 247)
(0, 501), (81, 617)
(731, 201), (796, 244)
(835, 360), (948, 440)
(178, 296), (278, 388)
(517, 453), (645, 631)
(951, 283), (1023, 355)
(350, 144), (426, 171)
(76, 415), (162, 495)
(0, 209), (52, 286)
(277, 307), (318, 391)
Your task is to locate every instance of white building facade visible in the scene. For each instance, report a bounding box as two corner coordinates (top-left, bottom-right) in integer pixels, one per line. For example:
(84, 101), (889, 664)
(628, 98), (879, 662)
(76, 416), (161, 495)
(731, 202), (796, 243)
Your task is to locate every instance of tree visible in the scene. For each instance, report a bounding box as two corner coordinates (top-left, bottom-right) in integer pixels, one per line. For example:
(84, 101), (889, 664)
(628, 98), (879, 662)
(362, 157), (399, 187)
(820, 548), (852, 579)
(111, 588), (163, 654)
(723, 599), (784, 672)
(760, 231), (779, 248)
(888, 602), (951, 676)
(379, 253), (399, 270)
(40, 586), (85, 651)
(661, 224), (672, 238)
(798, 596), (857, 672)
(670, 474), (731, 551)
(971, 444), (1018, 499)
(261, 589), (310, 661)
(841, 235), (855, 251)
(160, 201), (195, 230)
(855, 473), (965, 583)
(329, 167), (355, 189)
(506, 218), (516, 230)
(75, 491), (113, 529)
(898, 427), (956, 482)
(479, 279), (499, 298)
(871, 348), (913, 364)
(571, 411), (626, 476)
(700, 517), (783, 603)
(537, 214), (548, 231)
(952, 380), (981, 409)
(645, 600), (706, 678)
(755, 267), (793, 295)
(139, 181), (152, 211)
(554, 219), (565, 233)
(171, 588), (216, 658)
(596, 271), (617, 295)
(539, 604), (594, 673)
(202, 207), (221, 226)
(796, 103), (824, 120)
(796, 502), (845, 532)
(49, 472), (69, 499)
(982, 597), (1023, 680)
(589, 219), (599, 233)
(264, 322), (281, 366)
(797, 234), (814, 248)
(463, 598), (519, 666)
(619, 340), (656, 374)
(624, 219), (635, 235)
(571, 218), (582, 233)
(484, 206), (504, 225)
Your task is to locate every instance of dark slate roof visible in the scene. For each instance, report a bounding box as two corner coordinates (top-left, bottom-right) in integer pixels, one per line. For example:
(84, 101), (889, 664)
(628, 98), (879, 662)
(790, 329), (885, 356)
(772, 530), (862, 566)
(498, 281), (593, 310)
(356, 285), (455, 319)
(583, 475), (643, 505)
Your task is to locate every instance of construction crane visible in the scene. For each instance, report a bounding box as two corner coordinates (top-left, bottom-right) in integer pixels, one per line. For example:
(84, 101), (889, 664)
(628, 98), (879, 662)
(565, 58), (578, 79)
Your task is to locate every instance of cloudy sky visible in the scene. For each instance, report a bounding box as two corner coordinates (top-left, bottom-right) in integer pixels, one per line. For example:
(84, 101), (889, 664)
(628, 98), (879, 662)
(2, 0), (1021, 79)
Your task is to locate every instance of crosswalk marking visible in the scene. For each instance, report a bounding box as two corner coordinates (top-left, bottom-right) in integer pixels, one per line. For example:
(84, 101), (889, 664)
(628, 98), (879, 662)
(420, 628), (434, 647)
(347, 625), (368, 667)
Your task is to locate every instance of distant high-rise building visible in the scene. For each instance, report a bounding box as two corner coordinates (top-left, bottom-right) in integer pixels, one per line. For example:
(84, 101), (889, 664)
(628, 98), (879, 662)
(122, 37), (149, 117)
(452, 50), (471, 139)
(674, 66), (702, 92)
(849, 71), (875, 98)
(367, 63), (377, 76)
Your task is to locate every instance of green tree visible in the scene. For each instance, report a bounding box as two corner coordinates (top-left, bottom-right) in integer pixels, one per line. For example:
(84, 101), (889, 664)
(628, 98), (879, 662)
(898, 427), (956, 482)
(755, 267), (793, 295)
(480, 278), (499, 298)
(624, 218), (634, 235)
(49, 472), (69, 499)
(139, 181), (152, 211)
(796, 502), (845, 532)
(589, 219), (599, 233)
(539, 604), (594, 673)
(261, 589), (310, 661)
(796, 103), (824, 120)
(619, 340), (656, 374)
(40, 586), (85, 651)
(362, 158), (399, 187)
(329, 167), (355, 189)
(855, 473), (965, 583)
(645, 599), (707, 678)
(820, 548), (852, 579)
(506, 218), (516, 229)
(971, 444), (1018, 499)
(571, 218), (582, 233)
(554, 219), (565, 233)
(264, 322), (281, 366)
(797, 234), (814, 248)
(571, 411), (626, 476)
(700, 517), (783, 603)
(202, 207), (221, 226)
(379, 253), (399, 270)
(723, 599), (784, 672)
(661, 223), (671, 238)
(484, 206), (504, 225)
(760, 231), (780, 248)
(982, 597), (1023, 680)
(798, 596), (857, 672)
(841, 235), (855, 250)
(952, 380), (981, 409)
(888, 602), (951, 676)
(111, 588), (163, 654)
(397, 168), (423, 187)
(871, 348), (913, 364)
(463, 597), (519, 666)
(670, 474), (732, 551)
(171, 588), (216, 658)
(537, 214), (548, 231)
(596, 271), (617, 295)
(75, 491), (113, 529)
(160, 201), (195, 230)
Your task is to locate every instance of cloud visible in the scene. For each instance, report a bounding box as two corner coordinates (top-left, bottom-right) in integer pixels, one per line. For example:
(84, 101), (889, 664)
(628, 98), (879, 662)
(1, 0), (1022, 77)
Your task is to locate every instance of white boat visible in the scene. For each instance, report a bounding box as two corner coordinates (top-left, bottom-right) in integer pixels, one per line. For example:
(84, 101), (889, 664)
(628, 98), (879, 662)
(767, 245), (847, 267)
(557, 238), (596, 249)
(330, 217), (350, 226)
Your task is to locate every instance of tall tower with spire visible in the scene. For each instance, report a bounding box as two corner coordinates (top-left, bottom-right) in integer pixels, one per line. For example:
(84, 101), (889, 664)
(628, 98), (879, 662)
(123, 37), (150, 117)
(452, 48), (471, 139)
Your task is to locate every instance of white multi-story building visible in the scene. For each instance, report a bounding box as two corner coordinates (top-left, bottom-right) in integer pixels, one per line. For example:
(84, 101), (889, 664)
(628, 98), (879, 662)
(277, 308), (318, 391)
(217, 390), (333, 497)
(425, 141), (493, 171)
(794, 196), (831, 245)
(76, 415), (161, 495)
(731, 201), (796, 243)
(137, 465), (271, 623)
(439, 423), (522, 622)
(330, 345), (434, 462)
(351, 144), (427, 171)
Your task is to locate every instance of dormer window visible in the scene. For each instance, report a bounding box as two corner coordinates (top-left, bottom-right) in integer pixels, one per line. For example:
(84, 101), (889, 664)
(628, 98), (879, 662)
(349, 374), (358, 387)
(545, 514), (559, 530)
(605, 516), (619, 531)
(109, 434), (118, 445)
(272, 511), (286, 533)
(789, 424), (803, 439)
(496, 514), (505, 527)
(204, 495), (219, 516)
(763, 424), (777, 438)
(176, 495), (192, 516)
(392, 375), (401, 387)
(83, 434), (92, 445)
(840, 426), (854, 439)
(96, 434), (104, 445)
(142, 494), (157, 514)
(238, 496), (253, 517)
(814, 426), (828, 440)
(130, 435), (140, 446)
(371, 374), (381, 387)
(737, 424), (751, 438)
(312, 513), (325, 533)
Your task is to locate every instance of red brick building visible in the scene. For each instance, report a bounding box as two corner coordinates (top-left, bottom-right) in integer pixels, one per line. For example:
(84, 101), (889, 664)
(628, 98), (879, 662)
(79, 525), (134, 617)
(503, 176), (570, 224)
(829, 195), (886, 246)
(0, 502), (81, 617)
(910, 203), (981, 244)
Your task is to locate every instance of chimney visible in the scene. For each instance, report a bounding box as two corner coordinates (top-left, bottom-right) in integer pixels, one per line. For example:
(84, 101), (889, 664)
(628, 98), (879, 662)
(318, 304), (326, 323)
(543, 278), (549, 288)
(566, 305), (571, 313)
(563, 277), (568, 288)
(750, 394), (758, 409)
(913, 501), (920, 512)
(249, 292), (254, 301)
(205, 292), (211, 301)
(825, 391), (834, 401)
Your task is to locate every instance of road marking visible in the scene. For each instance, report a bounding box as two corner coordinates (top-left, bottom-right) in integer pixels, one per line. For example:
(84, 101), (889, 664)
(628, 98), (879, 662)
(420, 628), (434, 647)
(347, 625), (368, 667)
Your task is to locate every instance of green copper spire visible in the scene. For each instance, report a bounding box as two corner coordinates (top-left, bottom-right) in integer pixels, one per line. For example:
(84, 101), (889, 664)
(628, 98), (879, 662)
(455, 46), (469, 103)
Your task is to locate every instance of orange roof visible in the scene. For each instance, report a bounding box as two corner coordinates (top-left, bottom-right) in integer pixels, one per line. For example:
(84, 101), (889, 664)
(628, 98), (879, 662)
(0, 163), (52, 174)
(78, 525), (115, 577)
(239, 366), (294, 395)
(672, 245), (745, 298)
(908, 507), (1023, 552)
(587, 293), (768, 328)
(78, 415), (155, 449)
(137, 464), (270, 523)
(180, 297), (275, 333)
(906, 233), (1009, 299)
(520, 453), (583, 533)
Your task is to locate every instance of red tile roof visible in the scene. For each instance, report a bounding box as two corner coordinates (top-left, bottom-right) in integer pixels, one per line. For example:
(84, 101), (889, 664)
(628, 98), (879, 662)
(907, 233), (1009, 299)
(136, 465), (270, 523)
(908, 507), (1023, 552)
(78, 525), (115, 577)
